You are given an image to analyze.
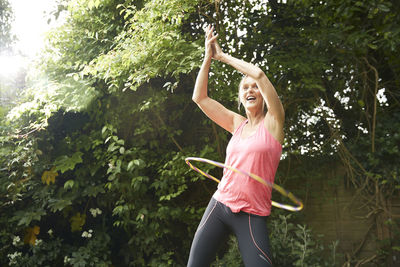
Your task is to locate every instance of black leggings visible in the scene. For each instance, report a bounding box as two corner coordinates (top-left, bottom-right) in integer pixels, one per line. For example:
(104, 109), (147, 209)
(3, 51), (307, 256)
(187, 197), (273, 267)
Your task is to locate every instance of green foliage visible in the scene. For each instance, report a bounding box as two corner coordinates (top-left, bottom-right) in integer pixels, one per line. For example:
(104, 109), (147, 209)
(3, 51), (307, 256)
(82, 0), (203, 92)
(269, 214), (329, 267)
(212, 214), (336, 267)
(55, 152), (84, 173)
(0, 0), (14, 51)
(5, 229), (112, 267)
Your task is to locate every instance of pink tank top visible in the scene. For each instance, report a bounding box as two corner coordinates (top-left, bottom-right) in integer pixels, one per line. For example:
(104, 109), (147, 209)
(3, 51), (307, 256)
(213, 119), (282, 216)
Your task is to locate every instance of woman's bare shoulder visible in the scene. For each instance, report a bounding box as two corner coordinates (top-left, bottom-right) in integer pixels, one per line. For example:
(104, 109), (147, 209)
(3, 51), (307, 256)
(263, 113), (284, 144)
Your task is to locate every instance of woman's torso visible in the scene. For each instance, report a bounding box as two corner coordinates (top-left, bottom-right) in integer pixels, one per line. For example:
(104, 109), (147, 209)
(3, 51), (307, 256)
(213, 119), (282, 216)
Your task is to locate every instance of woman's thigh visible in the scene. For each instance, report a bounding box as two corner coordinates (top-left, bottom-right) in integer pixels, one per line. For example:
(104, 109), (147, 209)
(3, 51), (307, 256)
(187, 198), (230, 267)
(231, 213), (273, 266)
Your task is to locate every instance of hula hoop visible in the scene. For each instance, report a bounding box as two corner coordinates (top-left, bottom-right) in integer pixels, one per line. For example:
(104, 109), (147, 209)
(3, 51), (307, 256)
(185, 157), (303, 212)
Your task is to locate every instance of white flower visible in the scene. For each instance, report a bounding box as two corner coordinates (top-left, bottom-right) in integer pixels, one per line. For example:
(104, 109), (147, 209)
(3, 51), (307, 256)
(8, 252), (22, 265)
(48, 229), (53, 236)
(64, 256), (71, 264)
(89, 208), (102, 217)
(35, 239), (43, 246)
(82, 229), (93, 238)
(12, 236), (21, 246)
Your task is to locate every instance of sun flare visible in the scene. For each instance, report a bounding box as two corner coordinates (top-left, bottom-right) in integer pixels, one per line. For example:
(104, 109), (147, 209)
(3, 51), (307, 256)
(0, 54), (26, 77)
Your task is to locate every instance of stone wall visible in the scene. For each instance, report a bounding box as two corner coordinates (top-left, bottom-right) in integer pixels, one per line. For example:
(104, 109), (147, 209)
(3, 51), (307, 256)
(277, 158), (400, 266)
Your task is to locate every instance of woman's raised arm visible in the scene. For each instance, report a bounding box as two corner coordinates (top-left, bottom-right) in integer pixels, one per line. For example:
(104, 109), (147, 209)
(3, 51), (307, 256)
(213, 42), (285, 126)
(192, 25), (245, 134)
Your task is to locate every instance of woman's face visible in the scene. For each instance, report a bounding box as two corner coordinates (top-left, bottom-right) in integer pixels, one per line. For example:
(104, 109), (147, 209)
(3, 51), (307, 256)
(239, 76), (264, 112)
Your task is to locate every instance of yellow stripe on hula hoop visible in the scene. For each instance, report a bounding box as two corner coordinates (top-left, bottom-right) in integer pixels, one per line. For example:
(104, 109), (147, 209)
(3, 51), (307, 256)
(185, 157), (303, 212)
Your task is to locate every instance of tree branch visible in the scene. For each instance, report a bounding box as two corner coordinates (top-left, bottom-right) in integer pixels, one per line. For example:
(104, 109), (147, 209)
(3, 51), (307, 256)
(362, 57), (379, 153)
(155, 113), (184, 152)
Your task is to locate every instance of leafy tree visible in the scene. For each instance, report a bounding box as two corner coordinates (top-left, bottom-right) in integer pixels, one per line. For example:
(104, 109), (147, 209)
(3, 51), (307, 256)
(0, 0), (16, 116)
(0, 0), (14, 51)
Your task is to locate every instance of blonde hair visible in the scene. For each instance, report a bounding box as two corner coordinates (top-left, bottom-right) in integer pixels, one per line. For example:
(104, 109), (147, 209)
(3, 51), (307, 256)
(237, 75), (248, 111)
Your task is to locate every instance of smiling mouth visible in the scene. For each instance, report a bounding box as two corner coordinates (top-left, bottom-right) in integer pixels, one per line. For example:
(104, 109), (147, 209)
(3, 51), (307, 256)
(246, 96), (256, 101)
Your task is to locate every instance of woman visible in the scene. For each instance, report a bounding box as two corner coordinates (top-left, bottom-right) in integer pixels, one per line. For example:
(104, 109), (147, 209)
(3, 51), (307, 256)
(187, 25), (284, 267)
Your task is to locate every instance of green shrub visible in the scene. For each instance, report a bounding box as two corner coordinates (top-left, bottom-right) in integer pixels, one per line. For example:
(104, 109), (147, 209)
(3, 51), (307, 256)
(212, 214), (337, 267)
